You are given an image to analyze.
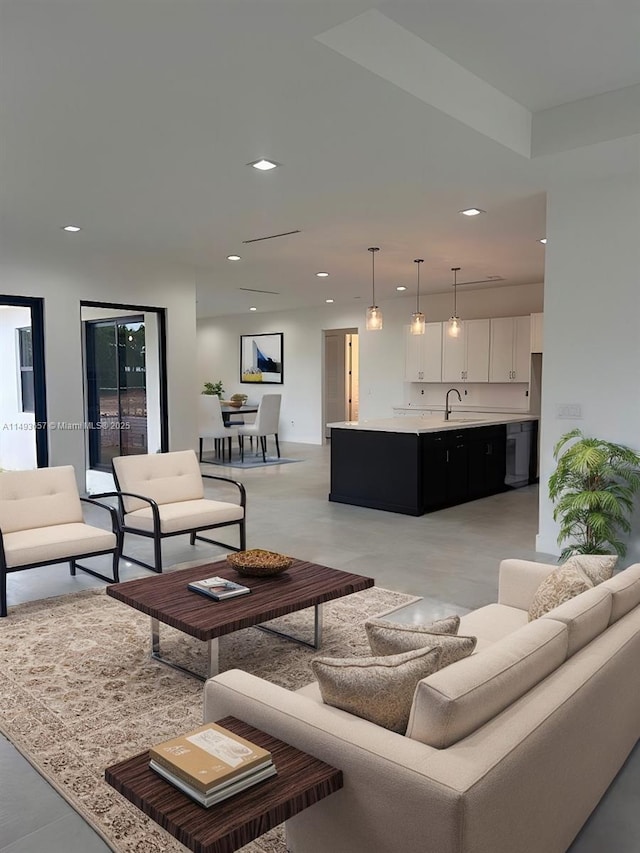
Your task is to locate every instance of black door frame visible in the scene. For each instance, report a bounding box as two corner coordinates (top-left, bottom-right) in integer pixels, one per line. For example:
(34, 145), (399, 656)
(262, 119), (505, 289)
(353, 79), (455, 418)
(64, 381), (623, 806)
(0, 294), (48, 467)
(81, 301), (169, 463)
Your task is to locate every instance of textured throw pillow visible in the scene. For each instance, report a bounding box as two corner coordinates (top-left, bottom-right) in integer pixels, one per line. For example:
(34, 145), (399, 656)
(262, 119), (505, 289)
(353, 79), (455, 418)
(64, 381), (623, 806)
(311, 646), (442, 733)
(528, 564), (594, 621)
(365, 619), (476, 667)
(563, 554), (618, 585)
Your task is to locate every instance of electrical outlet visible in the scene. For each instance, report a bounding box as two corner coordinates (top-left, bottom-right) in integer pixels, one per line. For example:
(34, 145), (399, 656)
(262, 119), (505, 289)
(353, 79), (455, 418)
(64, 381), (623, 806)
(421, 389), (424, 395)
(290, 420), (295, 426)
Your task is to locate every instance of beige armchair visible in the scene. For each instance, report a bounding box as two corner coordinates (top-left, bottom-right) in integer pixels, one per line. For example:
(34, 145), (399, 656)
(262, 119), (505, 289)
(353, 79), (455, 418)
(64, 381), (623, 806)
(0, 465), (121, 617)
(111, 449), (246, 573)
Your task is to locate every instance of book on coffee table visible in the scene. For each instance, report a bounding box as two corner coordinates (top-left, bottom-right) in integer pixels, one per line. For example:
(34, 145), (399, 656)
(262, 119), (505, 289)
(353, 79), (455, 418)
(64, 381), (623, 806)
(187, 576), (250, 601)
(149, 759), (277, 807)
(149, 722), (272, 793)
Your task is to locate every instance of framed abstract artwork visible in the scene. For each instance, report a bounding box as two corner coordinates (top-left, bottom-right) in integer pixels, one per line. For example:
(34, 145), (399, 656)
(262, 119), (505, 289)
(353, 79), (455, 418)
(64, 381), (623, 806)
(240, 332), (284, 384)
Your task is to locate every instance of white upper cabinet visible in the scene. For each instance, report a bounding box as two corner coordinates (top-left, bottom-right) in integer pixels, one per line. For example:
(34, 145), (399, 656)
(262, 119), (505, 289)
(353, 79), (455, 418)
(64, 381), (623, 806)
(404, 323), (442, 382)
(530, 312), (544, 353)
(442, 319), (490, 383)
(489, 316), (531, 382)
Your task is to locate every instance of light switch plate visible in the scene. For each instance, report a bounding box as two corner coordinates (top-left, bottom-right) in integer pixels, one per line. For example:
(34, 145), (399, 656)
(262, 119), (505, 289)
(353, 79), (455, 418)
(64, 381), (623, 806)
(556, 403), (583, 419)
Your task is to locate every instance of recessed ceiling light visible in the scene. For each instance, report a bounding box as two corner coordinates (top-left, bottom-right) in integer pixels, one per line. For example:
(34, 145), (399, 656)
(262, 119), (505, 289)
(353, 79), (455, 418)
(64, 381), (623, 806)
(396, 285), (407, 292)
(325, 298), (334, 304)
(249, 306), (257, 311)
(248, 159), (279, 171)
(227, 254), (241, 261)
(316, 271), (329, 278)
(539, 238), (547, 244)
(459, 208), (485, 216)
(62, 225), (81, 232)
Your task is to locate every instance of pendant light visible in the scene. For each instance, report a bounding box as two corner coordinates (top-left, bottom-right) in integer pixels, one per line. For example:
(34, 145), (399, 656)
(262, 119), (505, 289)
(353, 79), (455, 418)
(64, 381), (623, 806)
(410, 258), (425, 335)
(448, 266), (461, 338)
(365, 247), (383, 331)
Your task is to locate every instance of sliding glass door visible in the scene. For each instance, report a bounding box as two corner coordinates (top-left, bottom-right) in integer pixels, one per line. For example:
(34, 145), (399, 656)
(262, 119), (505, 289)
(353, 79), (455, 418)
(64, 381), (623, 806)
(85, 316), (148, 470)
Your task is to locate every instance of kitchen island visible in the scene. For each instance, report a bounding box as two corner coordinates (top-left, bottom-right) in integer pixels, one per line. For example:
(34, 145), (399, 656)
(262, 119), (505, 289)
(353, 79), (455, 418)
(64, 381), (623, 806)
(328, 415), (538, 516)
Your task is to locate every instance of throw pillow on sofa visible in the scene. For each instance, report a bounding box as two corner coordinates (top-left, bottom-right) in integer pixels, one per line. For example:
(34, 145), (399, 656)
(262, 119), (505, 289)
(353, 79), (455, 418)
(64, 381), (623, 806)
(563, 554), (617, 585)
(365, 619), (476, 666)
(528, 564), (593, 621)
(311, 646), (442, 733)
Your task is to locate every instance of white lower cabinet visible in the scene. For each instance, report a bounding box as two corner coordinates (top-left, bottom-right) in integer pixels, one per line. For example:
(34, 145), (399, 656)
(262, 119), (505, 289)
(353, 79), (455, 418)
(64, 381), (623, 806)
(442, 319), (490, 383)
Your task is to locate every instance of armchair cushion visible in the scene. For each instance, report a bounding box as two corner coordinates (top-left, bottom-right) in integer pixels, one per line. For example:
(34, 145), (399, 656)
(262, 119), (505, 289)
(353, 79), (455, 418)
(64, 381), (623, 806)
(601, 562), (640, 624)
(124, 499), (244, 534)
(112, 451), (204, 513)
(2, 523), (116, 568)
(312, 646), (443, 733)
(0, 466), (83, 533)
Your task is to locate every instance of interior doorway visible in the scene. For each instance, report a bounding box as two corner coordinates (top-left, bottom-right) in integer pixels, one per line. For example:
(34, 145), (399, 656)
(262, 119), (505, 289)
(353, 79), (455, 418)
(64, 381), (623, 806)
(323, 328), (359, 439)
(81, 302), (167, 492)
(0, 295), (47, 469)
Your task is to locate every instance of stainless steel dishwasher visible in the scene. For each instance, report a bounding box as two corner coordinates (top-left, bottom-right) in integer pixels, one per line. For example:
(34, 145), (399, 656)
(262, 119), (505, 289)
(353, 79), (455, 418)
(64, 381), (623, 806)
(505, 421), (533, 487)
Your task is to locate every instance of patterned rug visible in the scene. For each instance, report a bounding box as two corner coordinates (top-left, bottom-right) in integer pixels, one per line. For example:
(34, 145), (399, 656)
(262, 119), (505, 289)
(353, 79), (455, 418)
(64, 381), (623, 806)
(0, 584), (418, 853)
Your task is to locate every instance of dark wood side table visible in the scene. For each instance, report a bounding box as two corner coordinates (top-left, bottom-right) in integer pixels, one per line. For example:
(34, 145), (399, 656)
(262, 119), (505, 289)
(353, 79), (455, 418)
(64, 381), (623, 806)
(105, 716), (343, 853)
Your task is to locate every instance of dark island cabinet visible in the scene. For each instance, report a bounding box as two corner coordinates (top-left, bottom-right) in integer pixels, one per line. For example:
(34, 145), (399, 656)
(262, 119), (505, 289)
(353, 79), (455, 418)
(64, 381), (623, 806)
(329, 422), (528, 516)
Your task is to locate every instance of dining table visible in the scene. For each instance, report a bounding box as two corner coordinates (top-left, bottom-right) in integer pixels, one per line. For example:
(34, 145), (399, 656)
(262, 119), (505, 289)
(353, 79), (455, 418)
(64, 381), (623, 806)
(220, 404), (258, 426)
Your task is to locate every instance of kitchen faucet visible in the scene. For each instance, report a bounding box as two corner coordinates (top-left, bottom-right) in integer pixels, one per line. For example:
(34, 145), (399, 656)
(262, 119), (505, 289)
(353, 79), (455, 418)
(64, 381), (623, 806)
(444, 388), (462, 421)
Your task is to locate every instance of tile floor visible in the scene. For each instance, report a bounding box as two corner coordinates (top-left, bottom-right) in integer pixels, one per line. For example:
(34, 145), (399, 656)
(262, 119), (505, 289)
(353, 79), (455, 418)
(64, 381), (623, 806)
(1, 442), (638, 852)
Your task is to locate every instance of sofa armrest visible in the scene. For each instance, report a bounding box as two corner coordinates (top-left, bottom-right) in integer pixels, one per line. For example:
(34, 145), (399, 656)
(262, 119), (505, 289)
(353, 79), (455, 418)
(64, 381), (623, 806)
(203, 670), (463, 853)
(498, 559), (557, 610)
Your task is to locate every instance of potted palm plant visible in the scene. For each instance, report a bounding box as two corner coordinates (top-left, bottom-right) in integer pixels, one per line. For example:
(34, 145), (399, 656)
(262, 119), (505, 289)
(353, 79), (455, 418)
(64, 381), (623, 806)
(549, 428), (640, 560)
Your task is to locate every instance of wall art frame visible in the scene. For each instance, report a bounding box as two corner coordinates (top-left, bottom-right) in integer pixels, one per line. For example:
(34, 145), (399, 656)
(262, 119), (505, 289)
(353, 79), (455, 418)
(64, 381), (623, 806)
(240, 332), (284, 384)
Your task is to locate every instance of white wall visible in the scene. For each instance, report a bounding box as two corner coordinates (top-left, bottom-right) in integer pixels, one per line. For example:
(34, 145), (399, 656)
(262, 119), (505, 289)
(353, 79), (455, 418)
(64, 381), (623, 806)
(537, 170), (640, 563)
(0, 306), (37, 469)
(197, 282), (543, 445)
(1, 256), (197, 487)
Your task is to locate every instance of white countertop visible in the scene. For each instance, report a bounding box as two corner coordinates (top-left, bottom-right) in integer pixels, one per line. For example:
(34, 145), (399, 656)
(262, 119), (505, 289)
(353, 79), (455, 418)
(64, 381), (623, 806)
(327, 414), (539, 434)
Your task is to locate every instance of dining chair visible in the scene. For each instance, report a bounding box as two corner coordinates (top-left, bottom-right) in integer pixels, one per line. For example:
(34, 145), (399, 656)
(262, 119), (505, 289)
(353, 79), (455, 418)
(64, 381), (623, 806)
(238, 394), (282, 462)
(198, 395), (240, 462)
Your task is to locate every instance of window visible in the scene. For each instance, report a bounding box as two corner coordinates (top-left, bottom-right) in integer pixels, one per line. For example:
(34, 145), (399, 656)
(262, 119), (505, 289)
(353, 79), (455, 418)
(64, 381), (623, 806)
(17, 326), (35, 413)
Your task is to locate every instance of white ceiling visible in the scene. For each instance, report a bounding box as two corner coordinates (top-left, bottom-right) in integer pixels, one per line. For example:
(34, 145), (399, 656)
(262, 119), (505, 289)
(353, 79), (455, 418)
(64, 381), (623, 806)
(1, 1), (639, 318)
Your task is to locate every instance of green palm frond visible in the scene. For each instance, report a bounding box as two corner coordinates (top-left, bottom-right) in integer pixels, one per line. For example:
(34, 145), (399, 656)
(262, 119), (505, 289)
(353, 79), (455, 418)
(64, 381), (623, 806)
(550, 429), (640, 559)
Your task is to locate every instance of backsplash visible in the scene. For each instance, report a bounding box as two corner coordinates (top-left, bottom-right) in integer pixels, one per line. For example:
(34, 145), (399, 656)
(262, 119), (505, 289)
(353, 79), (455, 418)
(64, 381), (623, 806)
(406, 382), (530, 411)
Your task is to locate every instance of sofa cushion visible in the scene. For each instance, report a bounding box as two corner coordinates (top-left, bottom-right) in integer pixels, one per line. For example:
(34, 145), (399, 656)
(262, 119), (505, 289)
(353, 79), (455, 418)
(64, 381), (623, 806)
(563, 554), (617, 585)
(405, 619), (568, 748)
(312, 646), (442, 733)
(541, 585), (613, 656)
(600, 563), (640, 624)
(365, 620), (476, 666)
(528, 564), (593, 621)
(458, 603), (529, 643)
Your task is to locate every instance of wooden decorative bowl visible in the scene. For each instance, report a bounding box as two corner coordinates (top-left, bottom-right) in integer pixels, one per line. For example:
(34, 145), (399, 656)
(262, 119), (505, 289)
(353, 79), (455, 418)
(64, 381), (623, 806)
(228, 400), (244, 408)
(227, 549), (294, 577)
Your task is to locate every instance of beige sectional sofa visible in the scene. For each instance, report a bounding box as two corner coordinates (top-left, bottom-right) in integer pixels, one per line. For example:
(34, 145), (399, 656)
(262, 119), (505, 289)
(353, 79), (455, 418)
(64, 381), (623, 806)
(203, 559), (640, 853)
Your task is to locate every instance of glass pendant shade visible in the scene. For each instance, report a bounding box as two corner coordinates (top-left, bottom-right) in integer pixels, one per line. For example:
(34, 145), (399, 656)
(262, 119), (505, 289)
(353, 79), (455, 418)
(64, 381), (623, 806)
(410, 258), (425, 335)
(365, 247), (382, 331)
(448, 266), (461, 338)
(366, 305), (383, 331)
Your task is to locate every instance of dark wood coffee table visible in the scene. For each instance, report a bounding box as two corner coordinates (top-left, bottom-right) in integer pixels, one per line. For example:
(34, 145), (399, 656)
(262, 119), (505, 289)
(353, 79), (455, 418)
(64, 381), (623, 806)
(105, 715), (343, 853)
(106, 558), (374, 680)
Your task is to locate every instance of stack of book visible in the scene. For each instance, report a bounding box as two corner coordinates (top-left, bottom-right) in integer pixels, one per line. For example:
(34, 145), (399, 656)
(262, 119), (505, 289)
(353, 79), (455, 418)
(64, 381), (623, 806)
(187, 576), (251, 601)
(149, 722), (275, 807)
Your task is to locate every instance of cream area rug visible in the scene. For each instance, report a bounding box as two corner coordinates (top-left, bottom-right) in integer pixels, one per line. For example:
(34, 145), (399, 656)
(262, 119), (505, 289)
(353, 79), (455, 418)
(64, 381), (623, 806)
(0, 584), (418, 853)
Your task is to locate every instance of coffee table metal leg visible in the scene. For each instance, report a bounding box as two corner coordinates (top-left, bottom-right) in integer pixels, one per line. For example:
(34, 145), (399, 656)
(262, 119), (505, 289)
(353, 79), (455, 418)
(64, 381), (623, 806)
(150, 617), (219, 681)
(257, 603), (324, 650)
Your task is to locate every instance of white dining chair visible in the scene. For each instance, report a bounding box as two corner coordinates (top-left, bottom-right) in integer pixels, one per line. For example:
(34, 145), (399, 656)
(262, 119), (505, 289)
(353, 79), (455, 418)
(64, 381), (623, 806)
(198, 395), (240, 462)
(238, 394), (282, 462)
